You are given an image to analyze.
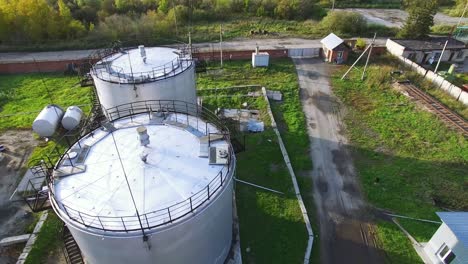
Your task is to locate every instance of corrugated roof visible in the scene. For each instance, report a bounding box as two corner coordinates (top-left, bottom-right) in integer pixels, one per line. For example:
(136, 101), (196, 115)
(392, 37), (466, 51)
(437, 212), (468, 248)
(321, 33), (344, 50)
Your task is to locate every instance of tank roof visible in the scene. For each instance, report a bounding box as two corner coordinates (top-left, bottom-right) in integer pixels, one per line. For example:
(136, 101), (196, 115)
(92, 47), (193, 84)
(52, 113), (231, 231)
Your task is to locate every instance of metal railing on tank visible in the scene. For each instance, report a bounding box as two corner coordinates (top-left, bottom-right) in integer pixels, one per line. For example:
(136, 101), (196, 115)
(39, 100), (235, 233)
(91, 48), (193, 84)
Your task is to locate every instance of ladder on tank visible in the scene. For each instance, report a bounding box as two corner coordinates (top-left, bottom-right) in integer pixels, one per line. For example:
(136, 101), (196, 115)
(62, 225), (84, 264)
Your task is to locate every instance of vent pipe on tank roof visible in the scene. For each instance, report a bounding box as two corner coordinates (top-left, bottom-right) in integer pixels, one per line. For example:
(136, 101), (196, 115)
(139, 45), (147, 63)
(137, 126), (150, 146)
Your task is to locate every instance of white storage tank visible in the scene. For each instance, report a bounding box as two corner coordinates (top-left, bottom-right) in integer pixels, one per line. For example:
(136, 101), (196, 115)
(61, 106), (83, 130)
(32, 105), (64, 137)
(49, 102), (235, 264)
(91, 46), (196, 114)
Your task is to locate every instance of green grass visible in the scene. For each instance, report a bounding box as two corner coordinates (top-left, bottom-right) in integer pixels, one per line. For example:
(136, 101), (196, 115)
(331, 62), (467, 262)
(197, 59), (316, 263)
(24, 211), (63, 264)
(0, 73), (91, 130)
(375, 221), (423, 264)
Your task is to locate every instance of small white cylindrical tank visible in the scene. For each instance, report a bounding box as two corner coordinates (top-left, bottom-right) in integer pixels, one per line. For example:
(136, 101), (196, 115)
(61, 106), (83, 130)
(32, 105), (64, 137)
(91, 46), (196, 114)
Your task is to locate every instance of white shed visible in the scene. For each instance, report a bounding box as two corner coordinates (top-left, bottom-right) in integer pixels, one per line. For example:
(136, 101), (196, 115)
(424, 212), (468, 264)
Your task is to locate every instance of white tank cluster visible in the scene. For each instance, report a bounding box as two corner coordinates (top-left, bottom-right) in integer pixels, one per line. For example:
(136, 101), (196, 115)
(32, 105), (83, 137)
(50, 110), (235, 264)
(62, 106), (83, 130)
(91, 46), (196, 115)
(32, 105), (64, 137)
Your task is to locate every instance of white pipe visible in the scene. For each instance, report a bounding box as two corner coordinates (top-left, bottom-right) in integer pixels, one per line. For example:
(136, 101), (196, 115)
(235, 178), (284, 194)
(341, 41), (374, 80)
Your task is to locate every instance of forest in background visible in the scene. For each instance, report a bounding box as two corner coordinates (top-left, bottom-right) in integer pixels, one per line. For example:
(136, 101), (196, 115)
(0, 0), (463, 50)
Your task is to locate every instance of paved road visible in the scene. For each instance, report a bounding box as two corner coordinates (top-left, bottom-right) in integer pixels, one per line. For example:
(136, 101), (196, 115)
(294, 58), (383, 264)
(338, 8), (468, 28)
(0, 38), (387, 63)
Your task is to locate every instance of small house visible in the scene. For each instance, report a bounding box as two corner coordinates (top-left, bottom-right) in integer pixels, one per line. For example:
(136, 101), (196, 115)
(320, 33), (350, 64)
(386, 37), (467, 65)
(423, 212), (468, 264)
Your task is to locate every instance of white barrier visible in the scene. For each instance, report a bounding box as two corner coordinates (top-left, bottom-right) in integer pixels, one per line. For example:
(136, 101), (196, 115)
(449, 85), (463, 100)
(459, 91), (468, 105)
(440, 80), (452, 92)
(395, 55), (468, 106)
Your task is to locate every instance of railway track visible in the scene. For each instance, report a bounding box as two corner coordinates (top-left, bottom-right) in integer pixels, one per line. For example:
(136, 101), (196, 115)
(398, 82), (468, 137)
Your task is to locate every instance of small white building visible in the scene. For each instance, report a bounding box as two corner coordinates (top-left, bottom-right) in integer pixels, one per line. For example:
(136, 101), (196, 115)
(320, 33), (350, 64)
(386, 38), (468, 65)
(424, 212), (468, 264)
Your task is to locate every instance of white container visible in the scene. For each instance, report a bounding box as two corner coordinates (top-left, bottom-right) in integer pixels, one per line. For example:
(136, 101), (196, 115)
(32, 105), (64, 137)
(62, 106), (83, 130)
(252, 52), (270, 67)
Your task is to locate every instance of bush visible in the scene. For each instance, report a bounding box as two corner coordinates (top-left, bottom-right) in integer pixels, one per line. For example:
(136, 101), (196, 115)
(320, 11), (367, 36)
(355, 38), (366, 50)
(431, 24), (455, 35)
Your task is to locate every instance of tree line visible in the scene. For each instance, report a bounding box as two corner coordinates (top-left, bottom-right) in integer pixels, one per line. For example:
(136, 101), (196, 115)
(0, 0), (328, 44)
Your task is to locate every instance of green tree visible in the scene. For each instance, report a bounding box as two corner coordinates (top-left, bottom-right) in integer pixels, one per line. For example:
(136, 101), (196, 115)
(398, 0), (438, 39)
(320, 11), (367, 35)
(0, 9), (7, 41)
(449, 0), (468, 17)
(158, 0), (169, 13)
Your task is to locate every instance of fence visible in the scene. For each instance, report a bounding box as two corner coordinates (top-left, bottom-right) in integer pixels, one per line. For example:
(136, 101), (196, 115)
(395, 56), (468, 106)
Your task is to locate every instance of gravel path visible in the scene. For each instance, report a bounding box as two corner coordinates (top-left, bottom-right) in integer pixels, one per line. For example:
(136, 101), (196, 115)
(340, 8), (468, 28)
(0, 38), (387, 63)
(294, 58), (383, 264)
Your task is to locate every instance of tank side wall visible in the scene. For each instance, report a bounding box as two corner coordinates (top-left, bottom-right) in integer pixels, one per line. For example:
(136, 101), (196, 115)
(93, 65), (196, 112)
(66, 177), (233, 264)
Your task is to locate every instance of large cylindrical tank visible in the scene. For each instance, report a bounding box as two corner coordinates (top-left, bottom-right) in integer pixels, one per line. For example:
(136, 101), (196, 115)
(62, 106), (83, 130)
(32, 105), (63, 137)
(91, 46), (196, 114)
(50, 108), (235, 264)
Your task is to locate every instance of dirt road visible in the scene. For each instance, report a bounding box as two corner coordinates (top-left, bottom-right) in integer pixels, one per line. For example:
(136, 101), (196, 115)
(339, 8), (468, 28)
(0, 130), (37, 263)
(294, 58), (383, 264)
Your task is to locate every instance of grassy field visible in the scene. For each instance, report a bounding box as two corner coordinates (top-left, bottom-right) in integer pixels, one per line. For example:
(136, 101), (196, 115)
(197, 59), (318, 263)
(332, 61), (467, 263)
(24, 212), (63, 264)
(0, 73), (91, 130)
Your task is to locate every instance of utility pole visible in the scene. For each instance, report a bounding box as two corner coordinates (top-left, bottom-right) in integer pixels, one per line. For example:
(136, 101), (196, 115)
(220, 24), (223, 68)
(457, 1), (468, 28)
(434, 40), (448, 74)
(361, 33), (377, 80)
(341, 37), (376, 80)
(188, 31), (192, 59)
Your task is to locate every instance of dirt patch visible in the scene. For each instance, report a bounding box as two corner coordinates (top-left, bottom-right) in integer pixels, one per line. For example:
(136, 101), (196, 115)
(311, 91), (339, 115)
(0, 130), (38, 261)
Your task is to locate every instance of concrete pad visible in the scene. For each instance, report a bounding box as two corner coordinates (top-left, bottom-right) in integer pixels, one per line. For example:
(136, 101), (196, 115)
(0, 234), (30, 246)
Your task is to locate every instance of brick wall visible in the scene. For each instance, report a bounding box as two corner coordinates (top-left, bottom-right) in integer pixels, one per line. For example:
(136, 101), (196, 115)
(0, 49), (289, 74)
